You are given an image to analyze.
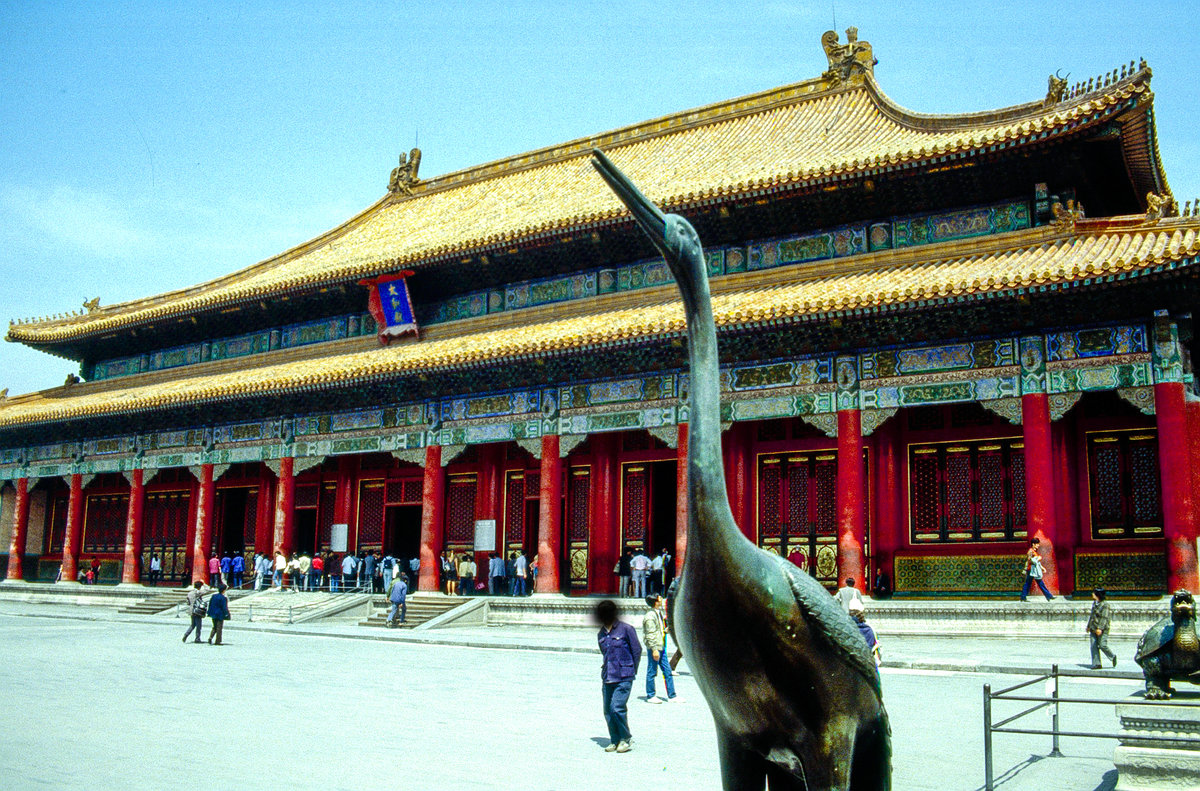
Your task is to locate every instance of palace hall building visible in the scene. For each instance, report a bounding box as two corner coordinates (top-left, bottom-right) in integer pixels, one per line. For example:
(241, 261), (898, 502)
(1, 32), (1197, 597)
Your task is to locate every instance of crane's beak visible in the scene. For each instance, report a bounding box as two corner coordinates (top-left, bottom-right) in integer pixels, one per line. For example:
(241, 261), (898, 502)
(591, 149), (667, 248)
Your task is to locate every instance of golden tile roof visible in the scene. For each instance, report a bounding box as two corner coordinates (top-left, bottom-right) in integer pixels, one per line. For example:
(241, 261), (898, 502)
(2, 217), (1196, 428)
(7, 61), (1161, 345)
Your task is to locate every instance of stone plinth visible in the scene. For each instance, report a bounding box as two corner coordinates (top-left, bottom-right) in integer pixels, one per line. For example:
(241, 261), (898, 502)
(1115, 693), (1200, 791)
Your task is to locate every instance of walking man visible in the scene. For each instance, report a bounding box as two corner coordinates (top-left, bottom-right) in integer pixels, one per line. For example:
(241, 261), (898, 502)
(182, 580), (211, 643)
(595, 600), (641, 753)
(630, 550), (651, 598)
(387, 573), (408, 627)
(1087, 587), (1118, 669)
(207, 583), (230, 645)
(148, 554), (162, 586)
(642, 594), (677, 703)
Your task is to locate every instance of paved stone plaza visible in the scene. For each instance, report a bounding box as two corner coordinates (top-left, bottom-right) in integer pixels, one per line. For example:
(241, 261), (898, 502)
(0, 604), (1131, 790)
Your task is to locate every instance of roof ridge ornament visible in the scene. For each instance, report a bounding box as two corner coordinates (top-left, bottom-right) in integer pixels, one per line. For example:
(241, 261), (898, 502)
(820, 27), (876, 87)
(1145, 192), (1179, 224)
(1044, 71), (1068, 107)
(1051, 199), (1084, 233)
(387, 147), (422, 196)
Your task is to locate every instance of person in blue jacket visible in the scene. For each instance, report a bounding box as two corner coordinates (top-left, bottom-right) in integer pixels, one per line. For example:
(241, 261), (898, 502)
(595, 599), (642, 753)
(207, 584), (230, 645)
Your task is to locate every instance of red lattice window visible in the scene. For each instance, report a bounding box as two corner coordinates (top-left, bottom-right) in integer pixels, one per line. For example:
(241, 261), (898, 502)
(46, 492), (69, 553)
(244, 488), (260, 551)
(813, 457), (837, 536)
(621, 465), (649, 547)
(143, 490), (191, 580)
(505, 471), (526, 545)
(357, 482), (385, 547)
(758, 461), (782, 538)
(908, 438), (1025, 542)
(445, 476), (477, 545)
(402, 478), (423, 504)
(317, 484), (336, 549)
(82, 493), (129, 552)
(525, 472), (540, 497)
(567, 468), (590, 542)
(295, 483), (320, 509)
(1087, 431), (1162, 539)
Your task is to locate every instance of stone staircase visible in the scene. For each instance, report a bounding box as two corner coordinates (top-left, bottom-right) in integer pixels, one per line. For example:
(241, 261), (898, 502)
(117, 588), (191, 615)
(230, 590), (371, 624)
(360, 595), (471, 629)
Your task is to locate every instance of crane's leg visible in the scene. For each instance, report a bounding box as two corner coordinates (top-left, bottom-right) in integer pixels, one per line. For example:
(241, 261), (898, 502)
(716, 728), (768, 791)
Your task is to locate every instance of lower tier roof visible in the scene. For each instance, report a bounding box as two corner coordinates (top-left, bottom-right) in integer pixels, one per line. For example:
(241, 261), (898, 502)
(1, 215), (1197, 430)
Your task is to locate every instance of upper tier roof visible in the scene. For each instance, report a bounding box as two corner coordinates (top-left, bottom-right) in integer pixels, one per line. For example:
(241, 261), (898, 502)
(1, 215), (1196, 429)
(5, 34), (1166, 347)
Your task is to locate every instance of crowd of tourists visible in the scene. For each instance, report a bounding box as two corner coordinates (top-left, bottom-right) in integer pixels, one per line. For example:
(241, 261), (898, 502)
(439, 549), (538, 596)
(197, 549), (421, 594)
(614, 548), (675, 598)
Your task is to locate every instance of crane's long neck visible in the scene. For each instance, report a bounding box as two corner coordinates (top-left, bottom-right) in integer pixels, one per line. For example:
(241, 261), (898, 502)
(676, 252), (749, 573)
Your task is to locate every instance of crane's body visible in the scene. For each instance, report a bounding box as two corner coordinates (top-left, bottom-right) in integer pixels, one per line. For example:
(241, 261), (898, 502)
(592, 149), (890, 791)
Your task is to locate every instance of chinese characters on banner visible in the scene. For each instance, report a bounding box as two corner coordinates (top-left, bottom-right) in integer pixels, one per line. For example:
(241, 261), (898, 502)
(359, 271), (418, 344)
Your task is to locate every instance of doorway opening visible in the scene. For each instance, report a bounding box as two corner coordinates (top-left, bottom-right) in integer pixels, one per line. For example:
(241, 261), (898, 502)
(385, 504), (422, 563)
(295, 510), (317, 555)
(217, 489), (249, 557)
(648, 461), (678, 561)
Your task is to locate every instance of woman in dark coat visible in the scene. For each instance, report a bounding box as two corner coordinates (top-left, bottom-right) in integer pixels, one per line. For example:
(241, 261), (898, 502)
(207, 584), (230, 645)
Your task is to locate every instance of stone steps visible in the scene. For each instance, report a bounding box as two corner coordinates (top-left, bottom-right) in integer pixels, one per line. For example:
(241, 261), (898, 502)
(118, 589), (191, 615)
(360, 596), (470, 629)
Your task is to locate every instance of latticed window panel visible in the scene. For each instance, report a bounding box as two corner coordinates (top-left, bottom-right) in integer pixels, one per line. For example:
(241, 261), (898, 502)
(47, 494), (68, 553)
(1087, 431), (1162, 538)
(621, 466), (649, 547)
(814, 458), (837, 536)
(567, 468), (590, 543)
(244, 488), (260, 552)
(142, 490), (191, 579)
(909, 438), (1024, 542)
(317, 484), (336, 549)
(977, 449), (1007, 533)
(82, 493), (129, 552)
(295, 483), (320, 509)
(505, 472), (526, 545)
(357, 483), (386, 547)
(786, 460), (808, 536)
(524, 472), (540, 498)
(385, 478), (424, 505)
(403, 478), (423, 504)
(445, 476), (477, 545)
(1010, 447), (1027, 527)
(758, 461), (782, 538)
(911, 453), (940, 539)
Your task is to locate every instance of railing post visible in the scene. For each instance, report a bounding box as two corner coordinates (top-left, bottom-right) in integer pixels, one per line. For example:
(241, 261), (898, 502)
(247, 604), (253, 623)
(983, 683), (994, 791)
(288, 605), (293, 625)
(1050, 664), (1063, 757)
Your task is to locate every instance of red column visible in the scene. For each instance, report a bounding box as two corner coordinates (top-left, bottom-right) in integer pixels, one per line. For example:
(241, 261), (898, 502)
(836, 409), (865, 590)
(272, 457), (295, 558)
(120, 469), (146, 584)
(723, 423), (753, 539)
(589, 433), (618, 593)
(6, 478), (29, 581)
(418, 445), (445, 592)
(334, 456), (355, 530)
(1156, 381), (1198, 592)
(476, 444), (503, 557)
(254, 468), (274, 555)
(1022, 393), (1060, 594)
(872, 418), (903, 590)
(676, 423), (689, 571)
(537, 435), (562, 593)
(191, 464), (215, 584)
(1189, 398), (1200, 561)
(60, 473), (84, 582)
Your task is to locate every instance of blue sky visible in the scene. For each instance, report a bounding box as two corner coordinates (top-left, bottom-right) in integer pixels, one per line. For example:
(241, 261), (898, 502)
(1, 1), (1196, 396)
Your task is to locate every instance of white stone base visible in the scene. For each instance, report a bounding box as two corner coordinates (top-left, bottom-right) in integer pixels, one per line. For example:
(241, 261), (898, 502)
(1115, 695), (1200, 790)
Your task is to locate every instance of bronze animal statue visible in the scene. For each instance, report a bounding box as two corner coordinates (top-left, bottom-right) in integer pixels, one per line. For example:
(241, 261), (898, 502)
(591, 150), (890, 791)
(1136, 589), (1200, 699)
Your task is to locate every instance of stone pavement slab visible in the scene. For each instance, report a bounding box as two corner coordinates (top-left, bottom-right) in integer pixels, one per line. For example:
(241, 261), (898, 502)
(0, 605), (1140, 791)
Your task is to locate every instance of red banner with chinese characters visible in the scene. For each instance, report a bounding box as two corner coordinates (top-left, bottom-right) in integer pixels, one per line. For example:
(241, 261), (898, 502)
(359, 271), (418, 345)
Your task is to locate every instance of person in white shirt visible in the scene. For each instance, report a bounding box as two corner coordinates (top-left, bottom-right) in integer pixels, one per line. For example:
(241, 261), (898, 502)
(630, 551), (651, 598)
(341, 553), (357, 591)
(513, 551), (528, 596)
(650, 551), (666, 595)
(835, 577), (865, 614)
(148, 554), (162, 586)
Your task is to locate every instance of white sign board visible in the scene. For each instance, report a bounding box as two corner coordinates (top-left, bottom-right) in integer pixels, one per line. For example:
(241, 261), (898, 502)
(330, 523), (349, 553)
(474, 519), (497, 552)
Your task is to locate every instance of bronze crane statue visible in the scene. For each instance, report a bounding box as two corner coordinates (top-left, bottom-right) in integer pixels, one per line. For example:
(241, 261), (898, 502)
(592, 149), (890, 791)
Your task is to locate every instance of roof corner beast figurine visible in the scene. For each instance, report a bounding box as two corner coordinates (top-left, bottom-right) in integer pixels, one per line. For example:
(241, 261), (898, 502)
(1136, 589), (1200, 700)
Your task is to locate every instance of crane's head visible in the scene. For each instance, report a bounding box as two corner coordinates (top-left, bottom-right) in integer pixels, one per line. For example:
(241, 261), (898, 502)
(591, 149), (703, 281)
